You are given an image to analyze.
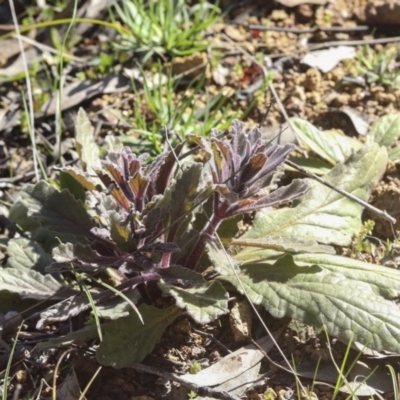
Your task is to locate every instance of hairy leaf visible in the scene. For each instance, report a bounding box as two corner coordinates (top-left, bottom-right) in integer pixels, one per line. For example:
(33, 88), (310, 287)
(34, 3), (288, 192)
(167, 163), (205, 239)
(207, 241), (240, 276)
(75, 108), (102, 172)
(219, 255), (400, 353)
(59, 170), (86, 203)
(147, 142), (184, 196)
(59, 166), (99, 191)
(158, 280), (229, 324)
(96, 305), (182, 368)
(231, 236), (335, 255)
(236, 251), (400, 300)
(287, 157), (331, 176)
(51, 243), (123, 271)
(108, 211), (131, 246)
(6, 237), (53, 274)
(156, 265), (205, 285)
(292, 118), (362, 165)
(241, 145), (387, 246)
(10, 181), (94, 238)
(289, 253), (400, 299)
(366, 114), (400, 147)
(37, 294), (90, 329)
(96, 170), (131, 211)
(231, 179), (309, 214)
(0, 268), (75, 300)
(37, 325), (99, 350)
(95, 289), (141, 320)
(37, 288), (141, 329)
(388, 146), (400, 162)
(101, 149), (150, 211)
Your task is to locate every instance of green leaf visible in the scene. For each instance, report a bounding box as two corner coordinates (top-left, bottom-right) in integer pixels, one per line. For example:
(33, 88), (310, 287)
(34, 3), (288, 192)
(0, 292), (33, 314)
(59, 170), (86, 203)
(0, 268), (73, 300)
(158, 280), (229, 324)
(37, 325), (99, 350)
(51, 243), (122, 271)
(96, 305), (182, 368)
(5, 237), (53, 274)
(241, 145), (387, 247)
(59, 166), (100, 191)
(290, 253), (400, 299)
(109, 211), (131, 246)
(37, 289), (140, 330)
(170, 163), (203, 216)
(9, 196), (41, 233)
(157, 265), (205, 285)
(231, 236), (335, 255)
(167, 163), (207, 239)
(366, 114), (400, 147)
(388, 146), (400, 162)
(207, 241), (240, 276)
(37, 294), (92, 329)
(287, 157), (332, 175)
(75, 108), (102, 172)
(292, 118), (362, 165)
(11, 181), (94, 238)
(95, 289), (141, 320)
(219, 255), (400, 353)
(235, 251), (400, 300)
(58, 164), (103, 204)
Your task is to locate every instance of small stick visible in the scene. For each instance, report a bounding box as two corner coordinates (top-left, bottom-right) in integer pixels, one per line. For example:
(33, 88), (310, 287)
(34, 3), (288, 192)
(285, 159), (396, 224)
(193, 328), (232, 354)
(246, 24), (370, 34)
(308, 36), (400, 51)
(131, 363), (240, 400)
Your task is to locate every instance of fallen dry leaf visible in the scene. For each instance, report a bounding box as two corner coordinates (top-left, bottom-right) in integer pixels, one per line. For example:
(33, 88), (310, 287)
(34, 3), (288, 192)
(176, 330), (282, 399)
(302, 46), (356, 73)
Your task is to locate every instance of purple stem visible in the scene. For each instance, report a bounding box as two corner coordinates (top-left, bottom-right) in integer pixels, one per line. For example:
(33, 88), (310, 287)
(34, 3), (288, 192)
(185, 194), (229, 270)
(160, 251), (172, 268)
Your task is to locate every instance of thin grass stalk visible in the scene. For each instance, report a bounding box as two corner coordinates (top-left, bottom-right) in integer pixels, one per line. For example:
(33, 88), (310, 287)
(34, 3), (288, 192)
(386, 364), (399, 400)
(52, 349), (73, 400)
(9, 1), (39, 181)
(1, 322), (23, 400)
(0, 18), (129, 42)
(81, 279), (103, 342)
(93, 278), (143, 324)
(79, 366), (102, 400)
(55, 0), (79, 164)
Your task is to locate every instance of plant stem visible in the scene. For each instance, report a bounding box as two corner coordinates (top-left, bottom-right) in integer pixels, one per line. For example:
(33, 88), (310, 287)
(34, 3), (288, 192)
(186, 196), (228, 270)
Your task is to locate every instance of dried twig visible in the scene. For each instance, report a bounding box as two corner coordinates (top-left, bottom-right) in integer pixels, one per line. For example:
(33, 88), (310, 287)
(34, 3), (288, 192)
(8, 1), (39, 182)
(193, 328), (232, 354)
(246, 24), (370, 34)
(308, 36), (400, 51)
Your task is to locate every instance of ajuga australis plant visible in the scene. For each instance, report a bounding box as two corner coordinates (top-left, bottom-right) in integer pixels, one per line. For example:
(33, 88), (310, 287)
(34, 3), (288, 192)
(7, 111), (400, 371)
(46, 121), (308, 280)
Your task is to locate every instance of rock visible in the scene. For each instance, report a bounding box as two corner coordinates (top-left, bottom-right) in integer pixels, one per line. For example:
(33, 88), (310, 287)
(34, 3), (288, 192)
(229, 300), (252, 343)
(224, 25), (246, 42)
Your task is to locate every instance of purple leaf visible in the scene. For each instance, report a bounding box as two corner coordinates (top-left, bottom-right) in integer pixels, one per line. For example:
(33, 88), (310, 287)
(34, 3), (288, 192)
(232, 180), (310, 214)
